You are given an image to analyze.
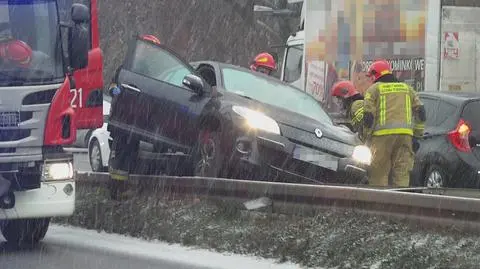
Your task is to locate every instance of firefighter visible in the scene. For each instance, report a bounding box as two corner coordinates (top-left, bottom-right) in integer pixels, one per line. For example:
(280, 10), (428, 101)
(363, 60), (425, 187)
(331, 80), (365, 140)
(108, 34), (160, 199)
(250, 52), (277, 75)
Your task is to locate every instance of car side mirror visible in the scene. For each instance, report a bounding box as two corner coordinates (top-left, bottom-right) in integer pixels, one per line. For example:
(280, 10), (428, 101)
(182, 74), (204, 95)
(68, 3), (90, 70)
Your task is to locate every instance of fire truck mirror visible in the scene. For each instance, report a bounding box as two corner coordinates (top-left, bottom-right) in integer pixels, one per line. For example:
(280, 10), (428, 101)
(71, 3), (90, 24)
(68, 26), (89, 70)
(68, 3), (90, 70)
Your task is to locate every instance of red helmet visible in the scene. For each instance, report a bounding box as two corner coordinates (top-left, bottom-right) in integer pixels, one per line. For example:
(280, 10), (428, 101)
(331, 80), (359, 99)
(0, 40), (32, 67)
(250, 52), (276, 72)
(141, 34), (161, 45)
(367, 59), (392, 81)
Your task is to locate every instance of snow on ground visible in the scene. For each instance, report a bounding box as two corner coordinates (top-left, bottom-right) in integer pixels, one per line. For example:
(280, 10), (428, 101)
(47, 224), (304, 269)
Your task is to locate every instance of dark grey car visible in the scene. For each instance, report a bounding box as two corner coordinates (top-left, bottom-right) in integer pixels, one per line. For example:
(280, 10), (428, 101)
(107, 36), (371, 184)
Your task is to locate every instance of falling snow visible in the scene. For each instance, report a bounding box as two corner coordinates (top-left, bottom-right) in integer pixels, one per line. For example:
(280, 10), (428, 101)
(55, 183), (480, 269)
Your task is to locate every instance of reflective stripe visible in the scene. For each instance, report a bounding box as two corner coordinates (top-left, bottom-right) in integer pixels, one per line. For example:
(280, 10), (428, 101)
(352, 107), (364, 123)
(380, 95), (386, 125)
(109, 168), (129, 181)
(111, 174), (128, 181)
(365, 92), (372, 100)
(378, 83), (409, 94)
(374, 122), (413, 130)
(354, 107), (364, 117)
(352, 114), (363, 124)
(405, 95), (411, 125)
(373, 128), (413, 136)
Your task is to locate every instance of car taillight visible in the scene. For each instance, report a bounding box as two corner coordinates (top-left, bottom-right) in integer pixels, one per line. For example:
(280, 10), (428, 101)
(448, 119), (472, 152)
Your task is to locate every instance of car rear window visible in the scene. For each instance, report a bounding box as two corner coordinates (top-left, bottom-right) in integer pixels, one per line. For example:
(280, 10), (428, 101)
(462, 101), (480, 129)
(436, 101), (457, 126)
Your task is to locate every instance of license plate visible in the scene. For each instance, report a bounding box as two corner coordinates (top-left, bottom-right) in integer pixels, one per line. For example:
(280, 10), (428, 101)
(0, 112), (19, 127)
(293, 145), (338, 171)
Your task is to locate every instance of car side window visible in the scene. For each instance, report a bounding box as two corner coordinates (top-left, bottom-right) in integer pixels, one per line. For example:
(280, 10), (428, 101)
(435, 101), (457, 126)
(129, 40), (192, 88)
(420, 97), (438, 126)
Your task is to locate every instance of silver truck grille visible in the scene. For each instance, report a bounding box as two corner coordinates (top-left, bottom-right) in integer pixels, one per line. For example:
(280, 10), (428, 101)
(0, 83), (62, 163)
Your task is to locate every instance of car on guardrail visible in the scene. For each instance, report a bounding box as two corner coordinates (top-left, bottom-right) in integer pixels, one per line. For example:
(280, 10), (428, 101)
(411, 92), (480, 189)
(106, 36), (372, 184)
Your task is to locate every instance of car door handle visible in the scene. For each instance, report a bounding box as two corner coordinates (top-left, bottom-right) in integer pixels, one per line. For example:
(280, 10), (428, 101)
(121, 83), (141, 93)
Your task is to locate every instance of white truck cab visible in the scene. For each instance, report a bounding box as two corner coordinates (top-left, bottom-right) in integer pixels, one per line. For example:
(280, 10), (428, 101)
(280, 0), (305, 90)
(281, 30), (304, 90)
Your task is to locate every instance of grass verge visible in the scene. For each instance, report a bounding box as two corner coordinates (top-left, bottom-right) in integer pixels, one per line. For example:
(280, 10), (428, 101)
(54, 182), (480, 269)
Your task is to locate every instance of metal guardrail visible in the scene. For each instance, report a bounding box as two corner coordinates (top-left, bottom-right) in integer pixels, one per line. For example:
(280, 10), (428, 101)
(75, 171), (480, 233)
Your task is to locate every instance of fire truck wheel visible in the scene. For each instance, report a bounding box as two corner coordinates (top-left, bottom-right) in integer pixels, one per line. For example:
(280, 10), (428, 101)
(1, 218), (50, 246)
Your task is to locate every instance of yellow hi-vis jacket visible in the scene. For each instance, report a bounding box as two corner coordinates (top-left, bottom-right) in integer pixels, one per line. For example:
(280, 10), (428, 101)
(349, 100), (364, 132)
(364, 82), (425, 139)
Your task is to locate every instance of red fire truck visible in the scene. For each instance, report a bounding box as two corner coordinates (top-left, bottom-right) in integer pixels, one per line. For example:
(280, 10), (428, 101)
(0, 0), (103, 245)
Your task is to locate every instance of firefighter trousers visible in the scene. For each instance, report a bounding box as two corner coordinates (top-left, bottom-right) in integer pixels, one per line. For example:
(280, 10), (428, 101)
(368, 134), (414, 187)
(108, 132), (139, 198)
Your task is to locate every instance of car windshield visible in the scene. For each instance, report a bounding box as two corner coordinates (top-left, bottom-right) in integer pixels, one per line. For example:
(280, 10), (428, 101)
(0, 0), (64, 86)
(221, 67), (333, 124)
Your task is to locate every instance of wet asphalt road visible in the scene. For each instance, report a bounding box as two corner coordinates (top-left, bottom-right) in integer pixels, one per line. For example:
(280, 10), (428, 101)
(0, 226), (212, 269)
(0, 225), (294, 269)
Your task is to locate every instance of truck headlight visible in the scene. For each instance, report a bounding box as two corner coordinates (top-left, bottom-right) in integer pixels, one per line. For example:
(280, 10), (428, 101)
(352, 145), (372, 165)
(232, 106), (280, 135)
(43, 162), (74, 181)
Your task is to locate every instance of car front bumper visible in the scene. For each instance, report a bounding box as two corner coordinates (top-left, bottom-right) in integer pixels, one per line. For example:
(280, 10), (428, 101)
(230, 133), (369, 184)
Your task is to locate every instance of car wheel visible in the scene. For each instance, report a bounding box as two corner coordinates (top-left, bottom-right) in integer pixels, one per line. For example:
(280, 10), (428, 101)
(89, 139), (106, 172)
(1, 218), (50, 247)
(193, 130), (225, 178)
(424, 164), (448, 188)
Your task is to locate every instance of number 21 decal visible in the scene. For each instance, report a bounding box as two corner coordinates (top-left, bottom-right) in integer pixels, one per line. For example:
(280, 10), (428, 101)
(70, 88), (83, 108)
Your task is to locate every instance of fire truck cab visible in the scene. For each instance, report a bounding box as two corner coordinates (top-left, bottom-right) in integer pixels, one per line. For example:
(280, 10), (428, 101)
(0, 0), (103, 246)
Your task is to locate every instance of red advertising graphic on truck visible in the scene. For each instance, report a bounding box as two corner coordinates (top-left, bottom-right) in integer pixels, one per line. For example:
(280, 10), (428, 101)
(304, 0), (428, 116)
(0, 0), (103, 246)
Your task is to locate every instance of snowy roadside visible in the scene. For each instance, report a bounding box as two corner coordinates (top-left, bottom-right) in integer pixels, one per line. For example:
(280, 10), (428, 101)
(54, 182), (480, 269)
(46, 225), (302, 269)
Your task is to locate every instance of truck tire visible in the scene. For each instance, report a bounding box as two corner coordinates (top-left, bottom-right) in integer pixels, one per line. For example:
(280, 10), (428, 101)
(1, 218), (50, 246)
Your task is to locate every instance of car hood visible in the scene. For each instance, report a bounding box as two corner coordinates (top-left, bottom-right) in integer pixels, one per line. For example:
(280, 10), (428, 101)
(220, 92), (360, 145)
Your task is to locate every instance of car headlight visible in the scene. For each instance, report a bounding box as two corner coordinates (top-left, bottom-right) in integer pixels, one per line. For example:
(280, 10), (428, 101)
(43, 162), (74, 181)
(352, 145), (372, 165)
(232, 106), (280, 135)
